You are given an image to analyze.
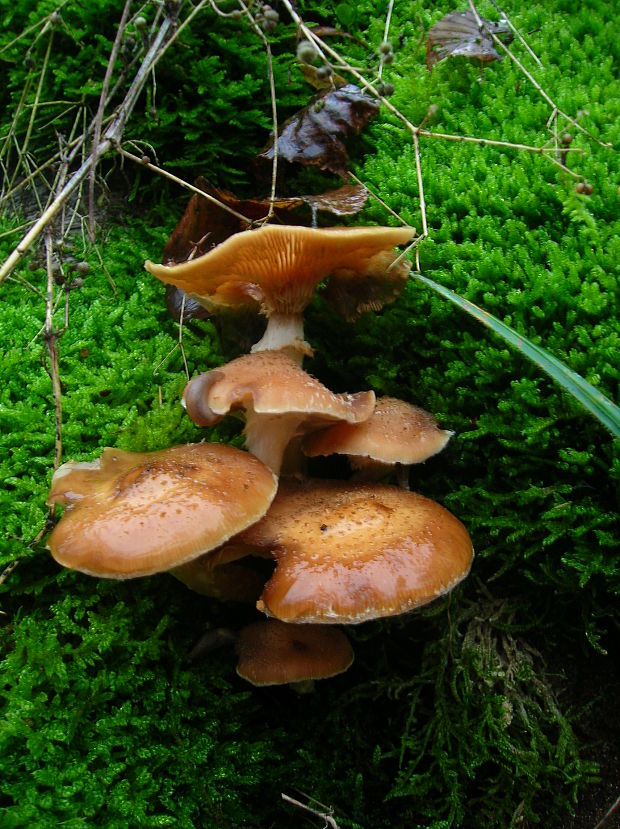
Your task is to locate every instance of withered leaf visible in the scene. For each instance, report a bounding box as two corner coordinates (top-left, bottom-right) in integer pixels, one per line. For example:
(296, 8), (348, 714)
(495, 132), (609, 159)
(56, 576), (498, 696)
(324, 248), (412, 321)
(258, 84), (380, 178)
(303, 183), (369, 217)
(162, 177), (304, 266)
(426, 10), (513, 71)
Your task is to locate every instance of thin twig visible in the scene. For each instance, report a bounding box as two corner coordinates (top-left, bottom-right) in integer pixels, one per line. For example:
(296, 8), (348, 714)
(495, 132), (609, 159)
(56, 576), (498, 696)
(281, 794), (340, 829)
(347, 171), (407, 224)
(0, 6), (181, 286)
(237, 0), (279, 216)
(487, 0), (543, 68)
(115, 146), (255, 225)
(44, 229), (65, 475)
(89, 0), (133, 243)
(377, 0), (394, 82)
(9, 29), (55, 193)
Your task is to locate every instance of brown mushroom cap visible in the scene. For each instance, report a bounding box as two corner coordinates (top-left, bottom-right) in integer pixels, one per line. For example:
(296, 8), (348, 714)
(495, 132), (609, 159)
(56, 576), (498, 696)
(46, 443), (278, 578)
(183, 350), (375, 474)
(302, 396), (453, 466)
(235, 619), (354, 686)
(238, 479), (473, 624)
(145, 224), (415, 316)
(171, 543), (273, 603)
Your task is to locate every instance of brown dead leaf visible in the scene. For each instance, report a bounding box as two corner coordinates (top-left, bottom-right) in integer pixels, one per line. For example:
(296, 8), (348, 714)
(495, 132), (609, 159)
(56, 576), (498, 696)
(162, 178), (305, 266)
(324, 248), (413, 321)
(426, 10), (513, 71)
(303, 183), (369, 217)
(258, 84), (380, 178)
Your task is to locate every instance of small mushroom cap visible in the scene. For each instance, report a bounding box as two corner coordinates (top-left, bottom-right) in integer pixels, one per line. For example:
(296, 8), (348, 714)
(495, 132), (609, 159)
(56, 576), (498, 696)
(236, 619), (354, 686)
(183, 350), (375, 425)
(145, 224), (415, 316)
(183, 351), (375, 474)
(302, 396), (453, 465)
(239, 479), (473, 624)
(46, 443), (278, 578)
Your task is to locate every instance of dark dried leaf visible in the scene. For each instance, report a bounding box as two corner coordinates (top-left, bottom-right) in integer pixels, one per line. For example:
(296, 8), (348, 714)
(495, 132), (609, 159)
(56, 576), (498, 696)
(258, 84), (380, 178)
(426, 10), (513, 71)
(303, 183), (369, 217)
(324, 249), (412, 321)
(165, 285), (211, 323)
(162, 177), (304, 266)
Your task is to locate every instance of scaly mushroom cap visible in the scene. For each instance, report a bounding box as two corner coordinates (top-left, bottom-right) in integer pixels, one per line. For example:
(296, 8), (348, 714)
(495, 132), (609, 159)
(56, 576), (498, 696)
(46, 443), (278, 578)
(236, 619), (354, 686)
(145, 224), (415, 316)
(239, 479), (473, 624)
(183, 351), (375, 474)
(302, 396), (453, 465)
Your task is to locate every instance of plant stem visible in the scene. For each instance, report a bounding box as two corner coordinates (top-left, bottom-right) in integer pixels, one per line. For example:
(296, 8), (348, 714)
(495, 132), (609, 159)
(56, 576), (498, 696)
(0, 7), (180, 286)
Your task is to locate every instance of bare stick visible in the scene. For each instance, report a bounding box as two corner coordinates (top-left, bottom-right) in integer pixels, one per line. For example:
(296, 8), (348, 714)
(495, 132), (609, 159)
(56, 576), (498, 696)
(347, 171), (407, 224)
(9, 30), (55, 193)
(44, 229), (65, 474)
(377, 0), (394, 82)
(116, 146), (254, 225)
(89, 0), (133, 242)
(594, 793), (620, 829)
(0, 7), (180, 286)
(486, 0), (543, 68)
(237, 0), (279, 215)
(281, 794), (340, 829)
(412, 130), (428, 240)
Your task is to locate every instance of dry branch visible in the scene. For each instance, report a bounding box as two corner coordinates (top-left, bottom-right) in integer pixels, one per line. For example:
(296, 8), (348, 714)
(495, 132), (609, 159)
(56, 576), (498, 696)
(0, 3), (181, 286)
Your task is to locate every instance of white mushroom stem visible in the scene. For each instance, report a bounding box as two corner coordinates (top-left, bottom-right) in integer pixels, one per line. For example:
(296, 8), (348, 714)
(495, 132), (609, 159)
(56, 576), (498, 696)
(250, 313), (312, 363)
(244, 413), (306, 475)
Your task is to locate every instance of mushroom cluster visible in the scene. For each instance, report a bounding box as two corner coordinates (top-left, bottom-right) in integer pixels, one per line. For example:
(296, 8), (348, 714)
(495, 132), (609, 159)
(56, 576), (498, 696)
(47, 222), (473, 689)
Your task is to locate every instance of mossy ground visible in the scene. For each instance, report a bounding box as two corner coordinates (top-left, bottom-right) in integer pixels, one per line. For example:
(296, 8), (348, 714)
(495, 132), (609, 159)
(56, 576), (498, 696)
(0, 0), (618, 827)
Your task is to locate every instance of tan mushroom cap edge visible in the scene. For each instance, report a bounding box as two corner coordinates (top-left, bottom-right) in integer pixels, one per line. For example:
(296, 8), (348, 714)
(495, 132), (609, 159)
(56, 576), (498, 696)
(145, 224), (416, 315)
(46, 443), (278, 578)
(239, 479), (473, 624)
(236, 619), (354, 686)
(302, 396), (453, 465)
(182, 350), (376, 474)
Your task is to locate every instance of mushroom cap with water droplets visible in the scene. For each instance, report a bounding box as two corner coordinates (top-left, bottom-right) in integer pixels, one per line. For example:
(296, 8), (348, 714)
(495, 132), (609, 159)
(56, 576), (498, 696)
(46, 443), (278, 578)
(239, 478), (473, 624)
(302, 396), (453, 465)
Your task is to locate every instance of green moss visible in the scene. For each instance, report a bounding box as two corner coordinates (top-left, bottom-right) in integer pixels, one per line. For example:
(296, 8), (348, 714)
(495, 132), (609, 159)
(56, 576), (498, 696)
(1, 0), (619, 826)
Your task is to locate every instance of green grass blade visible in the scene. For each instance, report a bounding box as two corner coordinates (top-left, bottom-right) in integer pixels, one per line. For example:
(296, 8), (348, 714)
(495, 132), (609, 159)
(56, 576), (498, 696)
(412, 272), (620, 438)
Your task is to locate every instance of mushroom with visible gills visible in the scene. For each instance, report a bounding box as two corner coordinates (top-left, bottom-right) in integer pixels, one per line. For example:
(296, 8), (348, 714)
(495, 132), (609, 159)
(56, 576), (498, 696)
(145, 224), (415, 361)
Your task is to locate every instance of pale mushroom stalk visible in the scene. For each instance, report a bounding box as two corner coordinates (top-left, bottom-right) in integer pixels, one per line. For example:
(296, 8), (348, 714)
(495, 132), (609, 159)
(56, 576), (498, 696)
(250, 312), (310, 363)
(182, 351), (376, 476)
(243, 413), (306, 474)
